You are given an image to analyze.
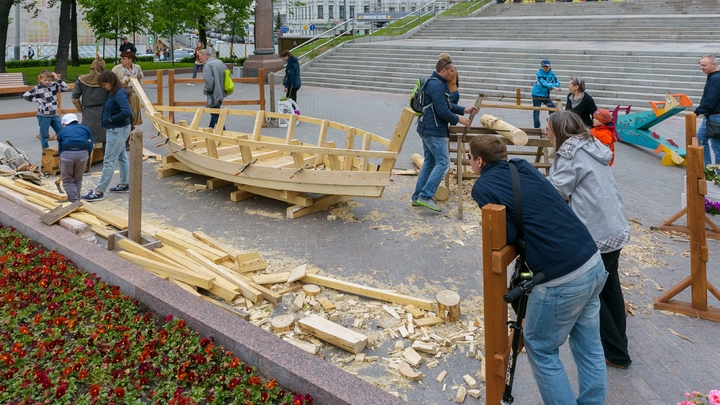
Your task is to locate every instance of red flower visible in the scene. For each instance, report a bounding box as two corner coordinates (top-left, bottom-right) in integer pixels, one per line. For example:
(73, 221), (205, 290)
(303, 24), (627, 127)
(267, 379), (277, 389)
(164, 314), (173, 323)
(228, 377), (240, 389)
(78, 369), (88, 379)
(293, 394), (305, 405)
(114, 386), (125, 398)
(177, 320), (186, 329)
(248, 376), (261, 386)
(230, 357), (240, 368)
(261, 391), (269, 401)
(55, 382), (68, 399)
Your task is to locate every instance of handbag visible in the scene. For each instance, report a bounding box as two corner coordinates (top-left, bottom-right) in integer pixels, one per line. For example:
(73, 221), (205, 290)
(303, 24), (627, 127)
(706, 118), (720, 139)
(508, 161), (534, 313)
(223, 69), (235, 95)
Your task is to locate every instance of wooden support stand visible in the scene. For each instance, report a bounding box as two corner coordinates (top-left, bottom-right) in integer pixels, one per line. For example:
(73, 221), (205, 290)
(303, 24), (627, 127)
(41, 146), (60, 176)
(482, 204), (518, 405)
(653, 114), (720, 322)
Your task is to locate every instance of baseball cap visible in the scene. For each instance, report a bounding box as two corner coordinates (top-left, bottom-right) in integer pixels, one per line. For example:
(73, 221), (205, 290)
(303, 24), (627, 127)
(593, 109), (613, 125)
(540, 59), (551, 67)
(62, 113), (79, 126)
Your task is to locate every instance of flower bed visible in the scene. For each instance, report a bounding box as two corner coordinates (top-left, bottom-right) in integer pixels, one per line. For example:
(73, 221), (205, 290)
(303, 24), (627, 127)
(0, 225), (313, 404)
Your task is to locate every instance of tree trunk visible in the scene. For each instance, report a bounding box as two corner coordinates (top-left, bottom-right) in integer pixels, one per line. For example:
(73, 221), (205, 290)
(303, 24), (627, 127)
(71, 0), (79, 66)
(198, 16), (207, 47)
(55, 0), (72, 78)
(0, 0), (14, 73)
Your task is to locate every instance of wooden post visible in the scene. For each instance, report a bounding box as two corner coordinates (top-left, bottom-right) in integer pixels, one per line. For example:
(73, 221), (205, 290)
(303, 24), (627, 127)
(128, 131), (143, 243)
(516, 88), (521, 106)
(156, 70), (163, 107)
(482, 204), (517, 405)
(168, 70), (176, 123)
(653, 116), (720, 322)
(258, 68), (266, 111)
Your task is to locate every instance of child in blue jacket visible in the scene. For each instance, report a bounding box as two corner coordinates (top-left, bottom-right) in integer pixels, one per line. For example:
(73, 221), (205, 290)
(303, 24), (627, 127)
(531, 59), (561, 128)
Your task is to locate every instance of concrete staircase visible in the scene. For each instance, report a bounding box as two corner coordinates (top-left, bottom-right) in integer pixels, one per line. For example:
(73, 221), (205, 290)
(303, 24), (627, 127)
(480, 0), (720, 17)
(300, 0), (720, 110)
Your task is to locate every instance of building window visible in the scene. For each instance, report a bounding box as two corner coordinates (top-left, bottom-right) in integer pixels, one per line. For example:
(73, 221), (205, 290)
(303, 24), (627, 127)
(28, 20), (50, 43)
(364, 5), (369, 12)
(389, 6), (395, 11)
(317, 5), (323, 18)
(329, 5), (333, 18)
(78, 22), (95, 44)
(350, 5), (355, 18)
(401, 6), (405, 11)
(340, 5), (345, 19)
(411, 6), (416, 11)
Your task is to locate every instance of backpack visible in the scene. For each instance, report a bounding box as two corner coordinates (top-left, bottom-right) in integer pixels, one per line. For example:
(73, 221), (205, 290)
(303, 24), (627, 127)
(410, 76), (437, 116)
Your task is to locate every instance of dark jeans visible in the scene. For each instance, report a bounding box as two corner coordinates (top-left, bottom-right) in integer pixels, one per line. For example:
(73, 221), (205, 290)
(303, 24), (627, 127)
(285, 87), (299, 103)
(599, 249), (631, 366)
(60, 150), (89, 202)
(532, 96), (557, 129)
(208, 100), (226, 130)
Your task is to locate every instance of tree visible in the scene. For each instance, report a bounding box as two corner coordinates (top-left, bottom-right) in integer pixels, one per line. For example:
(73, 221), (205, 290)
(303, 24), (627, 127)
(275, 12), (281, 30)
(217, 0), (253, 59)
(71, 0), (79, 66)
(76, 0), (152, 61)
(54, 0), (72, 78)
(0, 0), (41, 72)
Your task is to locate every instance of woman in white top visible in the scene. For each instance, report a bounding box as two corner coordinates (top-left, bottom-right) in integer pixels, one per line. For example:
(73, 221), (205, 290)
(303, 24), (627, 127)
(112, 51), (144, 126)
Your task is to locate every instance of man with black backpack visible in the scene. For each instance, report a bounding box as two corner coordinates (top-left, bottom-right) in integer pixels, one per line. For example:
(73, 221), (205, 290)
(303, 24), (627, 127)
(411, 57), (476, 212)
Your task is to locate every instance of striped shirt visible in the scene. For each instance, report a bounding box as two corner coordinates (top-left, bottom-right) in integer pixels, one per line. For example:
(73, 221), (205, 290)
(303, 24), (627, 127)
(22, 80), (70, 117)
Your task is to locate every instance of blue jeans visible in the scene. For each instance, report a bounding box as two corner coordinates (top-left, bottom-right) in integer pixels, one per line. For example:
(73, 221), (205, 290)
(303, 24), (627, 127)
(208, 100), (226, 130)
(37, 115), (62, 149)
(524, 259), (608, 405)
(96, 126), (130, 193)
(697, 114), (720, 166)
(532, 96), (557, 129)
(412, 135), (450, 201)
(192, 63), (203, 79)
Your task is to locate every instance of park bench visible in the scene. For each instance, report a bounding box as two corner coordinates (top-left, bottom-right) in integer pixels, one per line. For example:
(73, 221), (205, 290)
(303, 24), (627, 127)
(0, 73), (30, 95)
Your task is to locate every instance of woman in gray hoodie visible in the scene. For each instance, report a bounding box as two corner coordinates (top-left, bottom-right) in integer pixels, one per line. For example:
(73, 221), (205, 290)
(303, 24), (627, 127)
(546, 111), (632, 369)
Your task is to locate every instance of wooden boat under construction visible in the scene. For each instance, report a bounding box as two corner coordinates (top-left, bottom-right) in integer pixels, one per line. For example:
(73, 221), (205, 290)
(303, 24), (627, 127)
(132, 79), (415, 218)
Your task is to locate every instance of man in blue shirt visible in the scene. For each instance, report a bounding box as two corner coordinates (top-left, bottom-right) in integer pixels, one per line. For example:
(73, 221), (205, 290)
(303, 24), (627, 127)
(531, 59), (561, 129)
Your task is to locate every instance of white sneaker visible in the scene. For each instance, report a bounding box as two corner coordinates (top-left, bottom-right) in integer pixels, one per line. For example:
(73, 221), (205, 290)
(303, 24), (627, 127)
(187, 83), (194, 86)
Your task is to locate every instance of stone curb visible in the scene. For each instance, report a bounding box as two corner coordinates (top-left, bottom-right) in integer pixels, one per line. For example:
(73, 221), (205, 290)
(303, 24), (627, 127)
(0, 197), (408, 405)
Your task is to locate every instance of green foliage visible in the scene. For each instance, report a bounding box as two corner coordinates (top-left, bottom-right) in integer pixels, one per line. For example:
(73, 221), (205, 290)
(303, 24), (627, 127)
(8, 61), (195, 85)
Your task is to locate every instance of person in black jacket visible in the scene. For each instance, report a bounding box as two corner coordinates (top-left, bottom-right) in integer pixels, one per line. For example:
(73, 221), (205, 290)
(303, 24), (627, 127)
(695, 54), (720, 166)
(119, 37), (137, 54)
(469, 134), (608, 405)
(282, 50), (301, 102)
(58, 114), (93, 202)
(565, 76), (597, 128)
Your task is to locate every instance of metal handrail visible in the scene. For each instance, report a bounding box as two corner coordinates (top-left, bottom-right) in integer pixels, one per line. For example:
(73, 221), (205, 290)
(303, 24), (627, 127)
(289, 0), (450, 63)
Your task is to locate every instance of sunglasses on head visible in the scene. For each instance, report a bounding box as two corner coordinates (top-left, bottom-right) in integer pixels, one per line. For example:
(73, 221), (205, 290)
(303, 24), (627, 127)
(441, 60), (453, 70)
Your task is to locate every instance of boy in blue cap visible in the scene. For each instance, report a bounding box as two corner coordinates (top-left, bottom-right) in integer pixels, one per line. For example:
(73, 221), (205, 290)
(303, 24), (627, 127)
(531, 59), (561, 128)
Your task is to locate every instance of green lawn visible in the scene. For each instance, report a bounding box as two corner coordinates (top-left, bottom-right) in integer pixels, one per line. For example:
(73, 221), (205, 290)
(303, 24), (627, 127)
(9, 62), (195, 86)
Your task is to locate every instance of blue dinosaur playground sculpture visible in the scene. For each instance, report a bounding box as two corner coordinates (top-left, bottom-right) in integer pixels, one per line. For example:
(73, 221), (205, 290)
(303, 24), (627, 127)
(614, 94), (692, 166)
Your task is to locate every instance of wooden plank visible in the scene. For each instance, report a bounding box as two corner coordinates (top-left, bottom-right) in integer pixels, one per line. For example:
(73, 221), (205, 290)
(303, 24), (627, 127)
(283, 337), (321, 354)
(301, 274), (435, 311)
(168, 278), (201, 296)
(118, 251), (214, 289)
(81, 202), (129, 230)
(185, 249), (262, 303)
(287, 264), (307, 284)
(40, 200), (82, 225)
(11, 179), (65, 200)
(117, 238), (177, 266)
(252, 268), (321, 285)
(298, 314), (368, 354)
(191, 230), (267, 272)
(414, 316), (445, 328)
(154, 231), (230, 263)
(200, 296), (250, 320)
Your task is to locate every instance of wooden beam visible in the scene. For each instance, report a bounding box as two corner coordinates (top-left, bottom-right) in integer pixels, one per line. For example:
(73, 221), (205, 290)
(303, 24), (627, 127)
(301, 274), (435, 311)
(185, 249), (262, 303)
(298, 314), (368, 354)
(118, 251), (214, 289)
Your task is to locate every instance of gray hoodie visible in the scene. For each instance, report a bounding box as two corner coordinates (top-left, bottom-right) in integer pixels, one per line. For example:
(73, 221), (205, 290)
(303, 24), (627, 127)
(550, 136), (630, 252)
(202, 57), (227, 108)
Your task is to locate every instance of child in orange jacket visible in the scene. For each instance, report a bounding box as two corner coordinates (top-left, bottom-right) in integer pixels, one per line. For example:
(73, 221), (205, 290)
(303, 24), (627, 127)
(591, 109), (616, 166)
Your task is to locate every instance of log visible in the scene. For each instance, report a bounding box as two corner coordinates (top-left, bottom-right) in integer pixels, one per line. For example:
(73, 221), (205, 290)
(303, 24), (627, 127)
(271, 314), (295, 333)
(479, 114), (528, 146)
(298, 314), (368, 353)
(437, 290), (461, 322)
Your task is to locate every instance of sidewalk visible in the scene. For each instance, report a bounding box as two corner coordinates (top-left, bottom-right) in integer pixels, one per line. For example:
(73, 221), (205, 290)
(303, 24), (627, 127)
(0, 75), (718, 404)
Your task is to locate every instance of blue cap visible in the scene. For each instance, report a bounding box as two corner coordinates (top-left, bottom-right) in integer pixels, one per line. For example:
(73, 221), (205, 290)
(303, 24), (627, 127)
(541, 59), (551, 67)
